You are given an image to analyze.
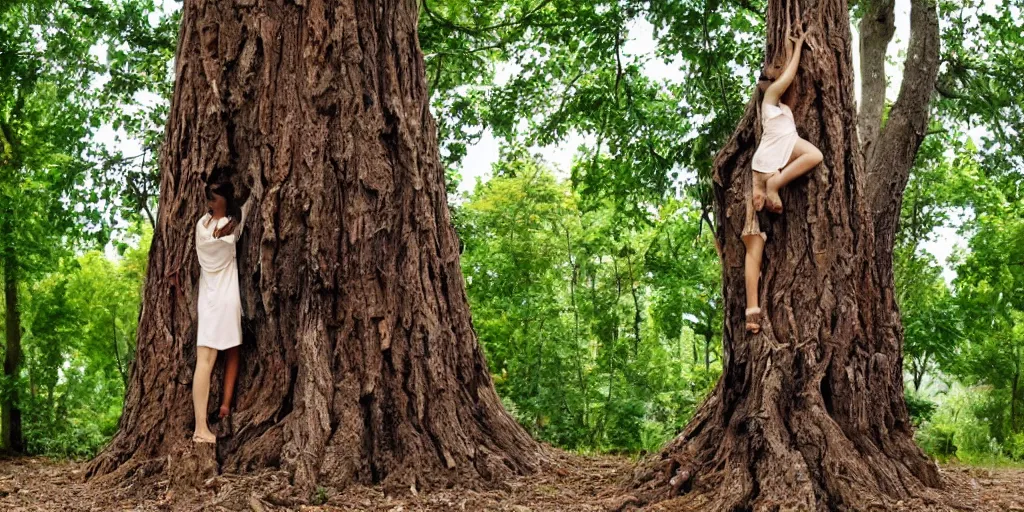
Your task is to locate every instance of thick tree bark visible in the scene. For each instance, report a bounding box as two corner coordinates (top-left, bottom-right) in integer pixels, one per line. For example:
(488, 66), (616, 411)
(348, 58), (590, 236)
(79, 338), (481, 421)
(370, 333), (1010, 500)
(2, 238), (24, 454)
(625, 0), (944, 509)
(87, 0), (545, 496)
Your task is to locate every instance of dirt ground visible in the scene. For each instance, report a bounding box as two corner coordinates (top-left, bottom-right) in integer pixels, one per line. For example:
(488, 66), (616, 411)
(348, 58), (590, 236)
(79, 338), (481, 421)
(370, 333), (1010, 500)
(1, 454), (1023, 511)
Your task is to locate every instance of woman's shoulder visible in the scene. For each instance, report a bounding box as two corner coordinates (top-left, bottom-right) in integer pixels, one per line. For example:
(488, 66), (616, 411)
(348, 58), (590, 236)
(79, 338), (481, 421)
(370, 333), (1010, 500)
(761, 101), (783, 118)
(762, 102), (794, 121)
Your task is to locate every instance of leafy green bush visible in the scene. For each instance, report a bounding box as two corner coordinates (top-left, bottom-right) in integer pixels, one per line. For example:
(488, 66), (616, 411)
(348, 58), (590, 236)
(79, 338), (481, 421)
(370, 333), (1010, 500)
(904, 390), (938, 426)
(915, 421), (957, 461)
(639, 419), (673, 455)
(913, 385), (1020, 465)
(1007, 433), (1024, 461)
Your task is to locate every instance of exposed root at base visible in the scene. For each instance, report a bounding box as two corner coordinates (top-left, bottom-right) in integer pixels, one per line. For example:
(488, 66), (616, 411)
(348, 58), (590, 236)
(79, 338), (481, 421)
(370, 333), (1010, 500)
(621, 450), (970, 512)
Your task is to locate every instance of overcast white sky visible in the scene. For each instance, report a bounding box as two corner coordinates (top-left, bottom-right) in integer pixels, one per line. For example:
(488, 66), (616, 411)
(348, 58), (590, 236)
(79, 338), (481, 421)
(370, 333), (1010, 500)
(95, 0), (965, 279)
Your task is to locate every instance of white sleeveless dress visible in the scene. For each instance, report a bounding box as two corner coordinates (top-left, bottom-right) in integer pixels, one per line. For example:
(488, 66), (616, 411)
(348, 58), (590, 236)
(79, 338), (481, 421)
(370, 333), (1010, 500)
(752, 102), (798, 173)
(195, 204), (248, 350)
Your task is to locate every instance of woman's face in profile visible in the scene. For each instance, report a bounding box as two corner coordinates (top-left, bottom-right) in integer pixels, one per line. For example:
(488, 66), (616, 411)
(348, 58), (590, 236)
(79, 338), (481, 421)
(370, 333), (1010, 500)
(757, 61), (785, 92)
(206, 190), (226, 214)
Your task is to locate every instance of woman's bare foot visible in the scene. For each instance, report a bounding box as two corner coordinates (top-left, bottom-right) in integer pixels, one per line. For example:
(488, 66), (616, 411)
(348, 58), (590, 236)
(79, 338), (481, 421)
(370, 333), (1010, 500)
(219, 404), (230, 419)
(192, 430), (216, 443)
(746, 308), (762, 334)
(753, 172), (773, 211)
(766, 172), (784, 213)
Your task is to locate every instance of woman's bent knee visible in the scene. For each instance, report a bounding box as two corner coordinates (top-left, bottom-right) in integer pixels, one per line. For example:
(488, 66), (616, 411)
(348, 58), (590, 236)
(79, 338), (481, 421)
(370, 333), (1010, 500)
(802, 140), (823, 165)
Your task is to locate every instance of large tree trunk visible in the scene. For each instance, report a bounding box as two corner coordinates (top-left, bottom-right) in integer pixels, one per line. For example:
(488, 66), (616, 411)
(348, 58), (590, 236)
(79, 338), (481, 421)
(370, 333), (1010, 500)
(625, 0), (943, 509)
(2, 227), (24, 454)
(87, 0), (545, 496)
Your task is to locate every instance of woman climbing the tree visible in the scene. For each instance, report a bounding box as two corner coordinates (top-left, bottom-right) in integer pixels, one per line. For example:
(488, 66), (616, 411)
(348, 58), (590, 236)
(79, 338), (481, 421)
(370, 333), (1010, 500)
(752, 23), (823, 214)
(744, 20), (823, 333)
(192, 180), (248, 443)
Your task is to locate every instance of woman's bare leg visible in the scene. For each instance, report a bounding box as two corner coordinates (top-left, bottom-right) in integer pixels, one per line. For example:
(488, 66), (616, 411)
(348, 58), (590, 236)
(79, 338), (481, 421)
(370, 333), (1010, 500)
(743, 233), (765, 332)
(219, 347), (239, 418)
(193, 347), (218, 443)
(752, 171), (775, 212)
(766, 138), (823, 213)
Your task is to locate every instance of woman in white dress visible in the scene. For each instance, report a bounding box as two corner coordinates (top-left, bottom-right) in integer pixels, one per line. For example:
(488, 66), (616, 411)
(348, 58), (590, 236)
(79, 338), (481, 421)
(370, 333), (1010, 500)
(743, 22), (823, 334)
(192, 181), (248, 443)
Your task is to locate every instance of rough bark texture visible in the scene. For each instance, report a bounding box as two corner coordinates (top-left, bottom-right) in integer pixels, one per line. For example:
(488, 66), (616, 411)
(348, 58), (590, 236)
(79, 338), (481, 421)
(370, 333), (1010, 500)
(625, 0), (944, 509)
(87, 0), (545, 496)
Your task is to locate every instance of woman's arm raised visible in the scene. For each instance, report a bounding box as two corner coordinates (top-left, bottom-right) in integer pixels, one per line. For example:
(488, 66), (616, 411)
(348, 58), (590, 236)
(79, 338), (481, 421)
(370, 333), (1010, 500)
(764, 26), (811, 106)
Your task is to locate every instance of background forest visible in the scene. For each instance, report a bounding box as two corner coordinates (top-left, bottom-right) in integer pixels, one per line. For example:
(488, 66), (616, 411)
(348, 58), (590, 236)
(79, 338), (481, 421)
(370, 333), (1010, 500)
(1, 0), (1022, 466)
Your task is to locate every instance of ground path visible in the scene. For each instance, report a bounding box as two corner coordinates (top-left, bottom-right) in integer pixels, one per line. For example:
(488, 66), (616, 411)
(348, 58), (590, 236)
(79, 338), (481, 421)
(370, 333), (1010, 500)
(1, 455), (1022, 511)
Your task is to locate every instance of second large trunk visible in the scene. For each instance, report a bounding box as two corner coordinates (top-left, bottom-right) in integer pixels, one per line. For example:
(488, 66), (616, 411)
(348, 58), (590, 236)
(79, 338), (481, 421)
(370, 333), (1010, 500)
(626, 0), (943, 509)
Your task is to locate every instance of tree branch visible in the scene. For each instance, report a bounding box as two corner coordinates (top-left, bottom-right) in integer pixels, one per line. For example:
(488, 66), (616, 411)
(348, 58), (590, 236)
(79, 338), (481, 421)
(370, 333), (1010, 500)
(865, 0), (940, 264)
(857, 0), (896, 162)
(934, 80), (965, 99)
(421, 0), (554, 36)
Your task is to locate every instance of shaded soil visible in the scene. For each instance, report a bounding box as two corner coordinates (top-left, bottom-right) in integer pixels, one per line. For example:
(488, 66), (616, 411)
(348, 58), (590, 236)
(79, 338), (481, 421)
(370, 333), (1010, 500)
(0, 454), (1022, 511)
